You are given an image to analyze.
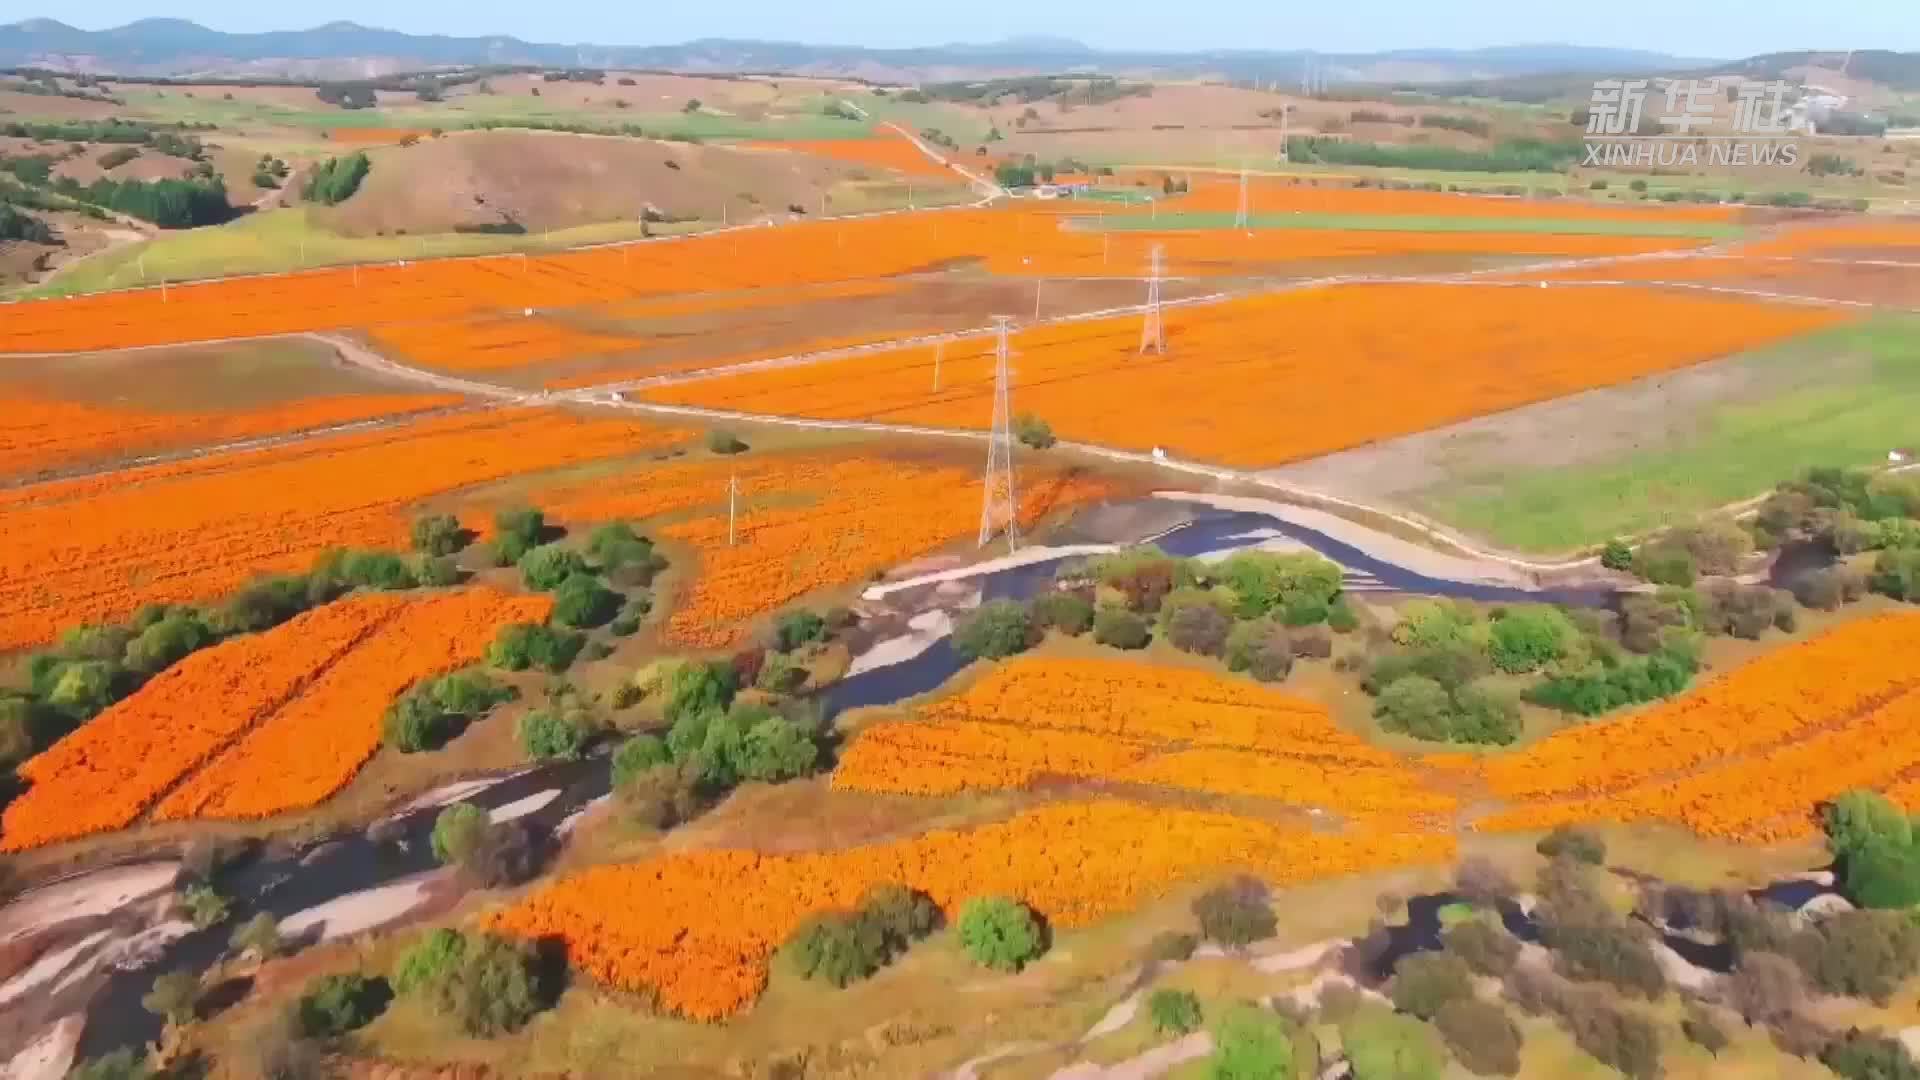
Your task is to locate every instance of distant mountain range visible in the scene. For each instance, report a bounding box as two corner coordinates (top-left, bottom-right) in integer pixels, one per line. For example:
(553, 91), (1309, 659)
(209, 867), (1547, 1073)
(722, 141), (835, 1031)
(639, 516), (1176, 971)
(0, 18), (1727, 83)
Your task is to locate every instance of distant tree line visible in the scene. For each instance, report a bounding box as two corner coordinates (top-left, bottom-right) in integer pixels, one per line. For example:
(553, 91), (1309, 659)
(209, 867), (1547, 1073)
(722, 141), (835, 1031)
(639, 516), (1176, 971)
(1286, 135), (1585, 173)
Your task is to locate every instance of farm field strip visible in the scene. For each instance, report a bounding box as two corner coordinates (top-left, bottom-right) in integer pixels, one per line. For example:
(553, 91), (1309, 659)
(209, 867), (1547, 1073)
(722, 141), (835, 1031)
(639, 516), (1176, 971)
(0, 595), (411, 851)
(151, 588), (553, 823)
(1472, 612), (1920, 841)
(1077, 210), (1742, 238)
(0, 408), (693, 650)
(634, 281), (1848, 468)
(487, 798), (1454, 1019)
(831, 658), (1452, 818)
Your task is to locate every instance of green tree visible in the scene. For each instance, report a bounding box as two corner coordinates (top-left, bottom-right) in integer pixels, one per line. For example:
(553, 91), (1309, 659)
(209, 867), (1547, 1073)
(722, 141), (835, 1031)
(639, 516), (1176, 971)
(1092, 607), (1150, 649)
(1031, 592), (1094, 635)
(123, 612), (212, 675)
(230, 913), (282, 959)
(395, 928), (468, 994)
(1209, 1002), (1296, 1080)
(1344, 1008), (1444, 1080)
(181, 883), (230, 929)
(431, 803), (489, 865)
(551, 572), (620, 628)
(1013, 413), (1056, 449)
(731, 714), (819, 782)
(957, 896), (1045, 972)
(1822, 1030), (1920, 1080)
(1192, 877), (1276, 946)
(423, 933), (548, 1035)
(410, 514), (465, 556)
(1434, 998), (1522, 1076)
(612, 734), (670, 787)
(1225, 618), (1293, 682)
(67, 1050), (151, 1080)
(1374, 675), (1452, 740)
(47, 660), (117, 719)
(518, 709), (587, 761)
(1148, 988), (1203, 1035)
(519, 544), (588, 591)
(488, 623), (584, 672)
(857, 883), (939, 955)
(774, 609), (827, 651)
(295, 972), (389, 1037)
(780, 912), (886, 987)
(1487, 606), (1573, 673)
(1443, 918), (1519, 977)
(141, 968), (200, 1026)
(1389, 951), (1475, 1020)
(1601, 539), (1635, 571)
(1536, 825), (1606, 865)
(953, 600), (1036, 660)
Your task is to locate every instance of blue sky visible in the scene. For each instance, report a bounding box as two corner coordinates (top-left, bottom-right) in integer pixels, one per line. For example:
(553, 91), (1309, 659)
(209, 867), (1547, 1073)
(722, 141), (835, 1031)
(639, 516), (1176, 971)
(46, 1), (1920, 57)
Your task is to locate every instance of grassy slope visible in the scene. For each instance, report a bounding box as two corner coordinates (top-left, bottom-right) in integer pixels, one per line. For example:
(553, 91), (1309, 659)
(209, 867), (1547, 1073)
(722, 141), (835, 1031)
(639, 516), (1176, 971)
(1082, 211), (1741, 238)
(1416, 317), (1920, 551)
(16, 208), (694, 298)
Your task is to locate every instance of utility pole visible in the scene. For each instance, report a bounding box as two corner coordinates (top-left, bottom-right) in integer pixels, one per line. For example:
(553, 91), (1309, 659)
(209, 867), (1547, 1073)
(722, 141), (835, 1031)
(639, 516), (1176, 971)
(978, 316), (1019, 551)
(1034, 279), (1043, 320)
(727, 472), (739, 547)
(1139, 244), (1165, 356)
(1235, 167), (1250, 229)
(933, 339), (943, 390)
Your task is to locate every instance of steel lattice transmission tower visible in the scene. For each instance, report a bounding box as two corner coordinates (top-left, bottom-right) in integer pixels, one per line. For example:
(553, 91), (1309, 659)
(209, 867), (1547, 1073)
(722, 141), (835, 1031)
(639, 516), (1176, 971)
(977, 316), (1020, 551)
(1139, 244), (1166, 355)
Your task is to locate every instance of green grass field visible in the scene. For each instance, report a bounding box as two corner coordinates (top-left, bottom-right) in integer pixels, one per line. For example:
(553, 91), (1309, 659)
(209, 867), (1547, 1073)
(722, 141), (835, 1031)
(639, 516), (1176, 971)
(1415, 317), (1920, 552)
(1076, 210), (1742, 238)
(19, 209), (694, 299)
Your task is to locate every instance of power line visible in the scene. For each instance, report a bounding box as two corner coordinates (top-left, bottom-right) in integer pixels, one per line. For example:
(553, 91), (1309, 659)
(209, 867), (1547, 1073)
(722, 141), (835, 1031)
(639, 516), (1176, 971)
(978, 315), (1019, 552)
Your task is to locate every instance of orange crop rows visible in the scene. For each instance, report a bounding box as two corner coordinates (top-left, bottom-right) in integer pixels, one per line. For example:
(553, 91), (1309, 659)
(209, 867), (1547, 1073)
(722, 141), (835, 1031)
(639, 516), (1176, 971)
(1736, 220), (1920, 257)
(832, 658), (1451, 818)
(747, 131), (960, 180)
(0, 391), (459, 481)
(1475, 613), (1920, 842)
(0, 201), (1715, 356)
(324, 128), (436, 145)
(367, 315), (649, 372)
(512, 451), (1112, 648)
(0, 408), (692, 651)
(487, 799), (1453, 1019)
(540, 327), (938, 390)
(640, 282), (1845, 468)
(0, 594), (408, 851)
(152, 588), (551, 823)
(1164, 175), (1740, 224)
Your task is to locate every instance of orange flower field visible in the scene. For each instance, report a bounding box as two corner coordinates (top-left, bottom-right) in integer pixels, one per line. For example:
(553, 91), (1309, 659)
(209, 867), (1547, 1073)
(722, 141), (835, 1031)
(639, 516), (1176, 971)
(639, 282), (1847, 467)
(1477, 612), (1920, 841)
(151, 588), (551, 823)
(832, 658), (1453, 819)
(0, 408), (691, 650)
(487, 799), (1454, 1019)
(1161, 174), (1740, 224)
(367, 315), (650, 372)
(1, 595), (406, 850)
(517, 451), (1114, 647)
(747, 132), (962, 180)
(0, 390), (461, 481)
(0, 199), (1722, 356)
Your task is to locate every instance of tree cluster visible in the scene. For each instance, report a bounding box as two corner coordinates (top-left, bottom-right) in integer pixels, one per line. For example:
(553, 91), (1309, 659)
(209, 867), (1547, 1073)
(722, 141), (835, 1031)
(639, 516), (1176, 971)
(778, 883), (940, 987)
(392, 927), (554, 1035)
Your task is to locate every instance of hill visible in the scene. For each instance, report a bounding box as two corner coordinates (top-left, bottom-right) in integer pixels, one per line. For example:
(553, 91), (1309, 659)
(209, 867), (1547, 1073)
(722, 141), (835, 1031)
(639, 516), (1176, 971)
(0, 18), (1716, 83)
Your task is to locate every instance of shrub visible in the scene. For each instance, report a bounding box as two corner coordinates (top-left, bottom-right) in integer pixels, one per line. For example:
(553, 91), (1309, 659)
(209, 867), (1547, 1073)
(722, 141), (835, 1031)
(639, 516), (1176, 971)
(953, 600), (1036, 660)
(729, 713), (820, 782)
(416, 555), (461, 587)
(431, 803), (489, 864)
(1192, 877), (1275, 946)
(612, 735), (670, 787)
(774, 609), (827, 651)
(588, 522), (663, 583)
(1434, 998), (1521, 1076)
(1210, 551), (1341, 620)
(1536, 825), (1606, 865)
(1225, 619), (1293, 682)
(1487, 606), (1572, 673)
(1451, 681), (1521, 745)
(519, 544), (587, 591)
(438, 934), (549, 1035)
(1031, 591), (1093, 635)
(229, 912), (282, 959)
(1561, 990), (1661, 1080)
(1443, 918), (1519, 977)
(1373, 675), (1452, 739)
(1795, 909), (1920, 1003)
(1822, 1030), (1920, 1080)
(411, 514), (465, 556)
(394, 928), (467, 994)
(1148, 988), (1203, 1035)
(707, 429), (748, 454)
(1210, 1002), (1298, 1080)
(1389, 950), (1475, 1020)
(488, 623), (584, 672)
(494, 507), (545, 548)
(957, 896), (1045, 972)
(858, 883), (939, 955)
(780, 912), (885, 987)
(1013, 413), (1056, 449)
(68, 1049), (152, 1080)
(1454, 856), (1517, 906)
(1344, 1008), (1444, 1080)
(1873, 548), (1920, 601)
(1327, 598), (1359, 633)
(180, 883), (230, 928)
(1725, 951), (1803, 1025)
(1166, 602), (1233, 657)
(615, 761), (702, 829)
(1600, 539), (1634, 570)
(296, 973), (389, 1037)
(142, 968), (200, 1025)
(1634, 547), (1697, 586)
(1145, 930), (1199, 965)
(1549, 923), (1666, 998)
(1680, 1002), (1730, 1056)
(551, 572), (620, 628)
(1289, 626), (1333, 660)
(1092, 607), (1150, 649)
(124, 613), (212, 675)
(518, 709), (588, 761)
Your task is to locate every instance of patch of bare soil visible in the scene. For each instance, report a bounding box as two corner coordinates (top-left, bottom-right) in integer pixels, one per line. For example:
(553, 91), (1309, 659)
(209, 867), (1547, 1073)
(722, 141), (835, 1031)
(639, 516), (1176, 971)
(316, 130), (881, 237)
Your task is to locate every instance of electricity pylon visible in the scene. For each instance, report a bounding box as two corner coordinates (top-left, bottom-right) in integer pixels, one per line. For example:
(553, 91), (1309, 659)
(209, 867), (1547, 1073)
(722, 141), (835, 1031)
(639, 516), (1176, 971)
(978, 316), (1019, 551)
(1139, 244), (1166, 355)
